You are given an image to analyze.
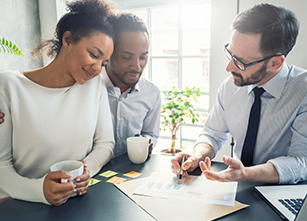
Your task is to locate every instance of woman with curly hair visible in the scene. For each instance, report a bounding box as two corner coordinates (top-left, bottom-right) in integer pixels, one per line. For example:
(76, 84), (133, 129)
(0, 0), (115, 206)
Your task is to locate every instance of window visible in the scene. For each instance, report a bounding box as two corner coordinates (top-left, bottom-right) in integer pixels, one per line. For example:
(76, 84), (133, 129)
(122, 1), (211, 150)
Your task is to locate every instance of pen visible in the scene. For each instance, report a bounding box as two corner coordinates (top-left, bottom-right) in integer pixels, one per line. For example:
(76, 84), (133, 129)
(178, 155), (186, 184)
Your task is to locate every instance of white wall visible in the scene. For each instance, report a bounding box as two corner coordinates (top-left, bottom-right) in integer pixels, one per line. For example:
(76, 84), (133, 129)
(0, 0), (42, 71)
(0, 0), (70, 71)
(38, 0), (68, 66)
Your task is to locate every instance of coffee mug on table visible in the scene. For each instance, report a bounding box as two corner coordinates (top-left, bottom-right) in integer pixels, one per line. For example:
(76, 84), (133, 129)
(127, 136), (149, 164)
(50, 160), (84, 197)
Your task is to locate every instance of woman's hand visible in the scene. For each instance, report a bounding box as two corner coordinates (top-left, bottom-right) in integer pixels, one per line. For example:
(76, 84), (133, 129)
(75, 160), (90, 196)
(43, 171), (75, 206)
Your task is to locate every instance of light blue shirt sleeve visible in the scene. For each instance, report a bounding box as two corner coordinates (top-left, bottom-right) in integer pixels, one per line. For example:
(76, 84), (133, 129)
(195, 80), (230, 156)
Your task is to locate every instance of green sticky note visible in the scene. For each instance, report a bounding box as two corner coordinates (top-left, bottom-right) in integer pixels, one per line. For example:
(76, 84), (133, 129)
(88, 178), (101, 186)
(99, 170), (119, 178)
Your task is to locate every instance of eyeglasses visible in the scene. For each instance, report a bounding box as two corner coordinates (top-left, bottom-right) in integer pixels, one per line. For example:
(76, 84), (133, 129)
(224, 43), (282, 71)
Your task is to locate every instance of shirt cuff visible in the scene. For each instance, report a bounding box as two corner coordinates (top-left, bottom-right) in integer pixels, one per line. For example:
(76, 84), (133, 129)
(268, 156), (298, 184)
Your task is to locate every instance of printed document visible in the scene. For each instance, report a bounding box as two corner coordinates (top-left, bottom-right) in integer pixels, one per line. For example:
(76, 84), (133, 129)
(133, 172), (237, 206)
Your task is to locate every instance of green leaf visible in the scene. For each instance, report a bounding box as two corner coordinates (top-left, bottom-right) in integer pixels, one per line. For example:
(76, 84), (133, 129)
(0, 37), (24, 56)
(173, 113), (179, 118)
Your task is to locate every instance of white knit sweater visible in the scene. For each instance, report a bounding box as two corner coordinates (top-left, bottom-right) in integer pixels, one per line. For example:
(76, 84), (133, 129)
(0, 70), (114, 204)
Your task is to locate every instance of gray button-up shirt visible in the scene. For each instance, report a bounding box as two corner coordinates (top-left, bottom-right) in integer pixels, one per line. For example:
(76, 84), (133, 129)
(101, 68), (161, 157)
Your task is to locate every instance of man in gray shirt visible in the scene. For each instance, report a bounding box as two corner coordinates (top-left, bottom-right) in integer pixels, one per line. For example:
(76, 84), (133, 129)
(103, 13), (161, 157)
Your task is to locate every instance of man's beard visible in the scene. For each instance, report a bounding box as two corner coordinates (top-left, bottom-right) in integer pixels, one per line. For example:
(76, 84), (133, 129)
(114, 71), (142, 88)
(232, 62), (269, 86)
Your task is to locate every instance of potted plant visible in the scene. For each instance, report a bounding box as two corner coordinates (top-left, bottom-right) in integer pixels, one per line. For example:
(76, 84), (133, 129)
(161, 86), (204, 155)
(0, 37), (23, 56)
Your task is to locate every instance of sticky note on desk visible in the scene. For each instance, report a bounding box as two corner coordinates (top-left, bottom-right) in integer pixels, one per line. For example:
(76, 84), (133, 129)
(106, 176), (126, 184)
(88, 178), (101, 186)
(99, 170), (118, 178)
(182, 177), (191, 184)
(123, 171), (142, 179)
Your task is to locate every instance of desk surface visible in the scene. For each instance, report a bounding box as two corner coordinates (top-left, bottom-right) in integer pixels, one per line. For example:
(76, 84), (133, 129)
(0, 153), (285, 221)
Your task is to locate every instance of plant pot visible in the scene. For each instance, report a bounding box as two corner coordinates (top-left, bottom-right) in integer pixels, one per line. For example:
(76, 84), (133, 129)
(160, 148), (182, 156)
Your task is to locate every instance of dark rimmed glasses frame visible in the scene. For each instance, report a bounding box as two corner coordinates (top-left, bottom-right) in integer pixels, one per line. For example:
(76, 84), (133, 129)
(224, 43), (282, 71)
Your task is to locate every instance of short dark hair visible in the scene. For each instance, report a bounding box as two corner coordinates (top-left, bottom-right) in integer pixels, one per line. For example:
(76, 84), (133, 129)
(111, 13), (149, 43)
(232, 3), (299, 57)
(33, 0), (115, 59)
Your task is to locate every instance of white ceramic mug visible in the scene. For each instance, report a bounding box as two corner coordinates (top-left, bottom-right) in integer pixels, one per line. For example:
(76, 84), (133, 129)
(50, 160), (84, 197)
(127, 136), (149, 164)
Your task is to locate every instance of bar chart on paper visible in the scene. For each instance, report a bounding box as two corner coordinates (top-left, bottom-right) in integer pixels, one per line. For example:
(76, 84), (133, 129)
(133, 172), (237, 206)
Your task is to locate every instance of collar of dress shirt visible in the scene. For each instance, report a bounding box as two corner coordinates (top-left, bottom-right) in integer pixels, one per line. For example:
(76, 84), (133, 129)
(101, 67), (140, 93)
(247, 63), (289, 99)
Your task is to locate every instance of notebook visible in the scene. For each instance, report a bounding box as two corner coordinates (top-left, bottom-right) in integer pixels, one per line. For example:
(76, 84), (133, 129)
(255, 185), (307, 221)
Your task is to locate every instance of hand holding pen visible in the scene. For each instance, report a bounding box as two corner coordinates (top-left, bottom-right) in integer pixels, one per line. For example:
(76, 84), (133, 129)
(171, 153), (201, 178)
(178, 155), (186, 184)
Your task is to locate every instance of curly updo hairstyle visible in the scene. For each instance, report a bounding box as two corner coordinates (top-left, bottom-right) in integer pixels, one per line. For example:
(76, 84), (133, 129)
(33, 0), (115, 59)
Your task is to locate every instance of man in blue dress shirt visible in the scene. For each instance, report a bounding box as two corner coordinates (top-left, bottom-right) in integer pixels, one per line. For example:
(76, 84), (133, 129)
(171, 3), (307, 184)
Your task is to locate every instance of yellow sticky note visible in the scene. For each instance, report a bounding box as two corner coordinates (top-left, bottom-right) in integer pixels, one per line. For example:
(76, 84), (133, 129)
(106, 176), (126, 184)
(99, 170), (118, 178)
(182, 177), (191, 184)
(123, 171), (142, 179)
(88, 178), (101, 186)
